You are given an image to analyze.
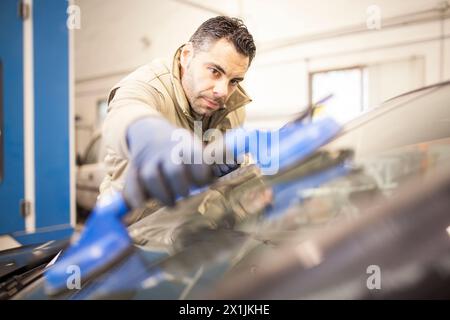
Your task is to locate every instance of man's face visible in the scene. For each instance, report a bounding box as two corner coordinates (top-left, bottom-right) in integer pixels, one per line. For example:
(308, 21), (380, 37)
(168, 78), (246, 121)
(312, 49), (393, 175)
(180, 38), (250, 117)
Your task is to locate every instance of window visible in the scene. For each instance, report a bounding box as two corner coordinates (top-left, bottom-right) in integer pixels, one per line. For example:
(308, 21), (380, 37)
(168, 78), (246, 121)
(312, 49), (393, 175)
(310, 66), (368, 124)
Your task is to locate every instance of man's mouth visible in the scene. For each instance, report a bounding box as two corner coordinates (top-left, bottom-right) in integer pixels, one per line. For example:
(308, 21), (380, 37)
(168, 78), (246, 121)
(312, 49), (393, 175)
(202, 97), (221, 110)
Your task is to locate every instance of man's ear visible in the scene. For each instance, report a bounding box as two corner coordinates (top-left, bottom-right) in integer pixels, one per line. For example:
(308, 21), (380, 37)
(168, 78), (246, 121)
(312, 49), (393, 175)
(180, 42), (194, 69)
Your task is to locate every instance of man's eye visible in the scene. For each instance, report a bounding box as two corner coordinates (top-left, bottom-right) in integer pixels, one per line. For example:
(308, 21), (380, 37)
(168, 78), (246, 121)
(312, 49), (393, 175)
(209, 68), (219, 76)
(230, 80), (240, 86)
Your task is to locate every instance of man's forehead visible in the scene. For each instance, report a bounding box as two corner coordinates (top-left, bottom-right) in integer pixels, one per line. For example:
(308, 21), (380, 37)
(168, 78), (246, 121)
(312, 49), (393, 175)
(197, 39), (249, 76)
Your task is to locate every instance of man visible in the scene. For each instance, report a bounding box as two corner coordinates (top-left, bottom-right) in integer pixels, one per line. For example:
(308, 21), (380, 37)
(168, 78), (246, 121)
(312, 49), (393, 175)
(43, 17), (344, 295)
(100, 16), (256, 218)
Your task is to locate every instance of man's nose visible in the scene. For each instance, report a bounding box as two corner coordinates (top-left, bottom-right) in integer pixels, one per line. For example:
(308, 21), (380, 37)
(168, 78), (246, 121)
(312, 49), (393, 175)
(213, 79), (228, 99)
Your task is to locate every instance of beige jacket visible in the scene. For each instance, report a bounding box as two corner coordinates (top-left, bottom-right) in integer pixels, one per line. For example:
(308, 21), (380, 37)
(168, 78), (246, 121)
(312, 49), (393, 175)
(99, 46), (252, 198)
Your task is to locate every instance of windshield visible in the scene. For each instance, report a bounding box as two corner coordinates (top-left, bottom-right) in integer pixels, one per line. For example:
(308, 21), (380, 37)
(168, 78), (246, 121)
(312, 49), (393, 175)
(15, 83), (450, 300)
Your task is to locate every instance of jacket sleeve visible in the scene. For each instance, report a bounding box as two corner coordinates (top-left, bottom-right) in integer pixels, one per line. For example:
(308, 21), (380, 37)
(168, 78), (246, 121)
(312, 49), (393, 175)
(102, 80), (165, 159)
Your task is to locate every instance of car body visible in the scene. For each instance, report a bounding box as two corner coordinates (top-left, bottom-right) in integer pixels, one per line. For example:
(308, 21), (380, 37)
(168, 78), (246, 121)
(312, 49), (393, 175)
(76, 132), (106, 213)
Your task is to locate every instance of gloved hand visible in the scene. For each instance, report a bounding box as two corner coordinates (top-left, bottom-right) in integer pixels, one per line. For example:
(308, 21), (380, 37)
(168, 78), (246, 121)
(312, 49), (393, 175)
(223, 117), (341, 175)
(222, 126), (278, 174)
(124, 117), (214, 208)
(211, 162), (240, 177)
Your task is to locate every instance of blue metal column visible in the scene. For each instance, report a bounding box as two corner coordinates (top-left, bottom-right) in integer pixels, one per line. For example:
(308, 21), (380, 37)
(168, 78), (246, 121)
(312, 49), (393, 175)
(0, 0), (72, 243)
(33, 0), (71, 230)
(0, 0), (25, 234)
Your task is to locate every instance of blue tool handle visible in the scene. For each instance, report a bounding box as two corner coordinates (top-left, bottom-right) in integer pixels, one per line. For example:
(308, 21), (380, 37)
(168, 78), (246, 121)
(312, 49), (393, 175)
(94, 192), (130, 219)
(44, 192), (132, 296)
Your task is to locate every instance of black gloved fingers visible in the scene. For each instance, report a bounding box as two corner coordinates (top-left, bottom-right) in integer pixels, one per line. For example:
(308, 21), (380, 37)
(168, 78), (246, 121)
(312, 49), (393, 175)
(162, 160), (191, 200)
(123, 164), (148, 209)
(186, 163), (215, 186)
(140, 160), (176, 207)
(212, 162), (240, 177)
(211, 164), (223, 177)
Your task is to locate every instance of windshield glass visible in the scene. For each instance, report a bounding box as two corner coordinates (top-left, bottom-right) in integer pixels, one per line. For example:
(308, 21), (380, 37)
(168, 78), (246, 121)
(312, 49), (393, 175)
(16, 83), (450, 300)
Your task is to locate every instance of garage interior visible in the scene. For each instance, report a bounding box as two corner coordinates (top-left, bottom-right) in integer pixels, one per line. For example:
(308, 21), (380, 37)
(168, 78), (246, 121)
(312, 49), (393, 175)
(1, 0), (450, 300)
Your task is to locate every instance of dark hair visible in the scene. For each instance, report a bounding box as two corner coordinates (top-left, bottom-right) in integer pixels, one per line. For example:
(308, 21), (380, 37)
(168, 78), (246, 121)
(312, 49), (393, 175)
(189, 16), (256, 65)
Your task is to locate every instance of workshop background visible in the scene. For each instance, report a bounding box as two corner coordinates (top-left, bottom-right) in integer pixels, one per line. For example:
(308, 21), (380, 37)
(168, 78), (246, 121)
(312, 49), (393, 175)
(1, 0), (449, 247)
(74, 0), (450, 151)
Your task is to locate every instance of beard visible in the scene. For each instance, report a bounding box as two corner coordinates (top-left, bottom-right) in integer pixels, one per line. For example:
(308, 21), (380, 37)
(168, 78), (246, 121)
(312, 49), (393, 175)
(192, 95), (224, 117)
(182, 67), (225, 117)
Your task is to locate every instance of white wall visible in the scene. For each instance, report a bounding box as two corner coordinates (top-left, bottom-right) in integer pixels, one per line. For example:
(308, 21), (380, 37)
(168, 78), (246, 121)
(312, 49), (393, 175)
(74, 0), (450, 153)
(243, 0), (450, 129)
(74, 0), (224, 153)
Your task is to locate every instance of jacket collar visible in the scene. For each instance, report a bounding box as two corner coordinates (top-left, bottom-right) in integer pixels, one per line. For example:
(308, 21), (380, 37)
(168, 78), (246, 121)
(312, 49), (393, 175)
(170, 45), (252, 118)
